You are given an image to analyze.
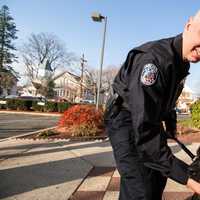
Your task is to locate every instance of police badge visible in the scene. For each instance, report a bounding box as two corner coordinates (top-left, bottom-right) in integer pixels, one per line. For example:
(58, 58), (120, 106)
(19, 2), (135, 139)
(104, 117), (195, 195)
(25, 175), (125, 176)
(141, 63), (158, 86)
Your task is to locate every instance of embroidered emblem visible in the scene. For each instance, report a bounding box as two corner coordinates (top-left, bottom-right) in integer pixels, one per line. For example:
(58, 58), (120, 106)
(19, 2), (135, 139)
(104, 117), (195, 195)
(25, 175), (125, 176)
(141, 63), (158, 86)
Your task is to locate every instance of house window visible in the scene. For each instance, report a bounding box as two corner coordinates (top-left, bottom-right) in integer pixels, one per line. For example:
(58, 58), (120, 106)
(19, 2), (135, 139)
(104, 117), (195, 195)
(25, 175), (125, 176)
(7, 89), (11, 95)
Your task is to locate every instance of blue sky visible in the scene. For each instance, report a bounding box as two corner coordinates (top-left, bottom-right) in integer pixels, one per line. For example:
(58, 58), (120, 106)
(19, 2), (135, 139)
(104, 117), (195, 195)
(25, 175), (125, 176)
(1, 0), (200, 94)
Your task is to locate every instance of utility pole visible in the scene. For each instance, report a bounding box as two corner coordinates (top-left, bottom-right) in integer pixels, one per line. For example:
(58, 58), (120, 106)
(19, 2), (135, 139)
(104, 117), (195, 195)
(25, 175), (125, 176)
(80, 54), (87, 99)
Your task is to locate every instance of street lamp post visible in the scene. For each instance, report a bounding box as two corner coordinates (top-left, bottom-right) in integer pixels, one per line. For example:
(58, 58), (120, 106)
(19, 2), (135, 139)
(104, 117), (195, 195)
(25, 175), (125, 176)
(91, 12), (107, 110)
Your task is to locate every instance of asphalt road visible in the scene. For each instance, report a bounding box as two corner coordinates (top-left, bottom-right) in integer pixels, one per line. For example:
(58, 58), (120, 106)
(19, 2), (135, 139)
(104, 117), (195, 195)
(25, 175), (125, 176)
(0, 113), (190, 140)
(0, 113), (60, 139)
(177, 113), (190, 121)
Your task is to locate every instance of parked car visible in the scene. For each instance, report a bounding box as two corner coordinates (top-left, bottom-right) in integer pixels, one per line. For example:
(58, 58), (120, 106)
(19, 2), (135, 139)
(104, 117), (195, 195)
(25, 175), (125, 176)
(5, 95), (19, 99)
(52, 97), (70, 103)
(18, 96), (46, 102)
(175, 107), (181, 114)
(0, 95), (6, 99)
(80, 99), (95, 104)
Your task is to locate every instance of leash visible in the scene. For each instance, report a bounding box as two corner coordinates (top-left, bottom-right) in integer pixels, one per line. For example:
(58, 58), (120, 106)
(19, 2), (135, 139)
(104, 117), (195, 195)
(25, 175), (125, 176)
(172, 136), (196, 160)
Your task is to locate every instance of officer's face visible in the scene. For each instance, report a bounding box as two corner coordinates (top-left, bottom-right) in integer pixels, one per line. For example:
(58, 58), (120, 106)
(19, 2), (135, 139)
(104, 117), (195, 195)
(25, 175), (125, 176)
(183, 17), (200, 63)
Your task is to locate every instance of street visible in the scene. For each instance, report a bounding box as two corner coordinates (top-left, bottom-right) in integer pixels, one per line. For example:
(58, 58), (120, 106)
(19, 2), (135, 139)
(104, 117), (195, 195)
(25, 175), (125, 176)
(177, 113), (190, 121)
(0, 113), (60, 139)
(0, 113), (190, 140)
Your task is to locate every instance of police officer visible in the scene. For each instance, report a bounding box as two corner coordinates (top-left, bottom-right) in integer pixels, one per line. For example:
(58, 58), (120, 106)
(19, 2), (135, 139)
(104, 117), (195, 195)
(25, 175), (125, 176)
(105, 11), (200, 200)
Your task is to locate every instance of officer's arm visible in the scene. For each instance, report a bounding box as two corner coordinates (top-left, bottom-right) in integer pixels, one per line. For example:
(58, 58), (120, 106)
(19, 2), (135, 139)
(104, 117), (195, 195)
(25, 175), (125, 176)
(129, 55), (189, 185)
(163, 109), (177, 138)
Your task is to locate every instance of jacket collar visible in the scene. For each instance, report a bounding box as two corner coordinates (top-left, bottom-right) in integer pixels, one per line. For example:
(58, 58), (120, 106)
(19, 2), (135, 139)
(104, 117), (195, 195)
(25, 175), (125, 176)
(173, 34), (190, 79)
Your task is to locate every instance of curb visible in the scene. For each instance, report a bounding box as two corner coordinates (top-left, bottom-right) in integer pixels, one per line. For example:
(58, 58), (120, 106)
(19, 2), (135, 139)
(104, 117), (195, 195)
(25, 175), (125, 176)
(0, 110), (62, 116)
(68, 166), (95, 200)
(0, 126), (58, 142)
(17, 135), (108, 142)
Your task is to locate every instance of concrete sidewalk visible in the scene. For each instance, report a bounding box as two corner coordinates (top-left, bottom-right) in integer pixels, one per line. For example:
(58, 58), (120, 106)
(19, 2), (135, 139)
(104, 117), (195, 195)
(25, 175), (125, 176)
(0, 138), (198, 200)
(0, 139), (93, 200)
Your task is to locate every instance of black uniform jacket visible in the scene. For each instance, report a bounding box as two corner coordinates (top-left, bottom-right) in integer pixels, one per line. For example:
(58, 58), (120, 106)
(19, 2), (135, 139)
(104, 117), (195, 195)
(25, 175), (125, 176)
(112, 34), (190, 184)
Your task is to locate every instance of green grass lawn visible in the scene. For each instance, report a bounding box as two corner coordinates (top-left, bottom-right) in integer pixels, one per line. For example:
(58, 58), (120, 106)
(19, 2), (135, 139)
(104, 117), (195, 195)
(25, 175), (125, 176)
(178, 118), (195, 129)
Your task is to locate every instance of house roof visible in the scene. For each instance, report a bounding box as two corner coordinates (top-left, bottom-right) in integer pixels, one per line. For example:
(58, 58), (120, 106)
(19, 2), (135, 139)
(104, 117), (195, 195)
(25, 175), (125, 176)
(53, 71), (81, 81)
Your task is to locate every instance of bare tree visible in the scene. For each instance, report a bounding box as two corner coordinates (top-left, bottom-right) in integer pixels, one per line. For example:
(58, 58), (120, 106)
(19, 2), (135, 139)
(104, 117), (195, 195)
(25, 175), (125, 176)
(86, 66), (98, 100)
(21, 33), (77, 81)
(102, 65), (119, 93)
(87, 65), (119, 103)
(86, 67), (97, 85)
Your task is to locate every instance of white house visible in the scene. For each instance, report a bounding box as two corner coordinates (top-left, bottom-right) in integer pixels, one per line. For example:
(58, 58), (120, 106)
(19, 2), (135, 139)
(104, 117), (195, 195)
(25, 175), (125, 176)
(21, 58), (94, 102)
(53, 71), (81, 102)
(53, 71), (94, 102)
(177, 85), (195, 113)
(18, 84), (37, 97)
(20, 60), (53, 97)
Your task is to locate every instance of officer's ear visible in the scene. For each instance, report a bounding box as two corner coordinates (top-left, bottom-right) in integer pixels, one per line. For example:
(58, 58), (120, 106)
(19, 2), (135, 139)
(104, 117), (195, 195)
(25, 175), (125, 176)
(185, 17), (193, 31)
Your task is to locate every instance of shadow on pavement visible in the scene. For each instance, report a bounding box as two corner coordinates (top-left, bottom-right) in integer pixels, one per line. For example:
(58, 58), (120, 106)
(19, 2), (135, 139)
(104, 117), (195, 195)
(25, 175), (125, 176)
(0, 140), (192, 160)
(0, 150), (113, 199)
(0, 139), (194, 199)
(0, 141), (110, 159)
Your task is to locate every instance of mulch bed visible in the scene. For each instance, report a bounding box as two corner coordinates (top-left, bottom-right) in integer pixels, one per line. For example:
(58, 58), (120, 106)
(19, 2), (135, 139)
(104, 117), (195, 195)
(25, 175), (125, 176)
(20, 128), (107, 141)
(176, 132), (200, 143)
(175, 124), (200, 143)
(19, 124), (200, 143)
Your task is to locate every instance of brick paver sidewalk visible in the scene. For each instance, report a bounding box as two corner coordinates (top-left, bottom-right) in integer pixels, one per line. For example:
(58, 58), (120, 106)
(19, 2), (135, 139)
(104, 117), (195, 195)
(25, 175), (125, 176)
(69, 167), (193, 200)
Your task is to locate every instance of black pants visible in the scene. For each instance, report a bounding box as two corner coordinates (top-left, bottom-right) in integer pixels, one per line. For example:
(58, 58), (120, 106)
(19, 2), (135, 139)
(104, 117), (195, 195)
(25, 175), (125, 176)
(105, 108), (167, 200)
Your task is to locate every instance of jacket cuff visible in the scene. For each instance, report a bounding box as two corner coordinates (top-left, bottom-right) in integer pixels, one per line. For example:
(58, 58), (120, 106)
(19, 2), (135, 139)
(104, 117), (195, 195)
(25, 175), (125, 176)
(169, 157), (189, 185)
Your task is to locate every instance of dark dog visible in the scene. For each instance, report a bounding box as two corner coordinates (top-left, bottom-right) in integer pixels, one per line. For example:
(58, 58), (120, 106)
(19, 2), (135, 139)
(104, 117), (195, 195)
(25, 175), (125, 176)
(186, 147), (200, 200)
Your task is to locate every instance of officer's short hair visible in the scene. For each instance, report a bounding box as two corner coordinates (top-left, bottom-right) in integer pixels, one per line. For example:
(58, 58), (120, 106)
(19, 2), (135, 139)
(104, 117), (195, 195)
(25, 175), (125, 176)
(193, 10), (200, 22)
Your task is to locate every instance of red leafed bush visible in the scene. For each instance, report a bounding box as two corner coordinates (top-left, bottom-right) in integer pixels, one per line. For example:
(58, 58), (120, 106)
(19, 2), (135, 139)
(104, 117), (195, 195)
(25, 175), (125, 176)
(58, 105), (104, 136)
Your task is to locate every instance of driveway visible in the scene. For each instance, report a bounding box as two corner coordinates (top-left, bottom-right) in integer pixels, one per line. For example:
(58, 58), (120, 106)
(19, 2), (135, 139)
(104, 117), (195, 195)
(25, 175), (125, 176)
(0, 113), (60, 139)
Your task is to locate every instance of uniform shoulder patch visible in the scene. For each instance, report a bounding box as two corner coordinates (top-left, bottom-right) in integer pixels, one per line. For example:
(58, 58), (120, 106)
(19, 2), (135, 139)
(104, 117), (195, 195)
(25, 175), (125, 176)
(140, 63), (158, 86)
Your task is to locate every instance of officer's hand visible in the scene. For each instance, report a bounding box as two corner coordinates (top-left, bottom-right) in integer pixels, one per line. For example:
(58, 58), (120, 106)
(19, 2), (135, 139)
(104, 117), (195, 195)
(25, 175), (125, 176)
(187, 178), (200, 195)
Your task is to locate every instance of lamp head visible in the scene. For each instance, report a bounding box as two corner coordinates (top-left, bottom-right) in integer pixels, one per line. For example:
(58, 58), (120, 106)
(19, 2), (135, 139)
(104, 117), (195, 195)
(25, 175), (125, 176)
(91, 12), (105, 22)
